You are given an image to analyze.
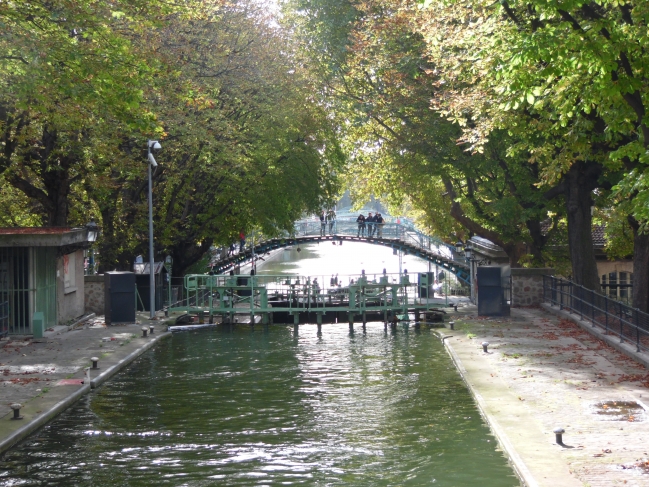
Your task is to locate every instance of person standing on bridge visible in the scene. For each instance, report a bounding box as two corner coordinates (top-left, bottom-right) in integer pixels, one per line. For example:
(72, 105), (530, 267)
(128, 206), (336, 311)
(376, 213), (384, 238)
(239, 232), (246, 252)
(366, 212), (375, 237)
(320, 210), (327, 236)
(327, 209), (336, 234)
(356, 213), (366, 237)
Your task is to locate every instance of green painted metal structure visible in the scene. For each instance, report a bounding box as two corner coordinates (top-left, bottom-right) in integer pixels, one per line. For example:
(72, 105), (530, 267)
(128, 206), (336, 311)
(167, 272), (447, 326)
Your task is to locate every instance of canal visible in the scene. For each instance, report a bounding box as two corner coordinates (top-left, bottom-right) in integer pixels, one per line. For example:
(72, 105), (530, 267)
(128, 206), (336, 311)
(0, 243), (519, 486)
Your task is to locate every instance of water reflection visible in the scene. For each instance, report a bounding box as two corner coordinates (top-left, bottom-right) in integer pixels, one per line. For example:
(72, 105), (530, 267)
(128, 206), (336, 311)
(0, 242), (517, 486)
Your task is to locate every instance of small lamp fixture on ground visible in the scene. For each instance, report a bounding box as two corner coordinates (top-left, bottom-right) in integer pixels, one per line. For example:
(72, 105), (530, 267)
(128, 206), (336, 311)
(147, 140), (162, 320)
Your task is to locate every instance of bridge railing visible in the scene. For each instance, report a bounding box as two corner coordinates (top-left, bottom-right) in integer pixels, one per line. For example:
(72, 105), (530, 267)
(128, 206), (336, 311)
(291, 220), (460, 263)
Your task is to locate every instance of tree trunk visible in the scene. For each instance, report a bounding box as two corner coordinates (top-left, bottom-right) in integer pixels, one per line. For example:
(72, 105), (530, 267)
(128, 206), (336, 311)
(170, 238), (213, 277)
(628, 216), (649, 313)
(564, 161), (601, 291)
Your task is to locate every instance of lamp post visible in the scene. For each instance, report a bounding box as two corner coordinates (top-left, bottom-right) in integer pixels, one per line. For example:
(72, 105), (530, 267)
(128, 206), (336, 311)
(147, 140), (161, 319)
(464, 242), (474, 303)
(85, 220), (99, 274)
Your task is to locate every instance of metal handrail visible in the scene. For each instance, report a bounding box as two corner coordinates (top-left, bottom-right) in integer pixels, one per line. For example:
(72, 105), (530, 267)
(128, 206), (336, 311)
(543, 275), (649, 353)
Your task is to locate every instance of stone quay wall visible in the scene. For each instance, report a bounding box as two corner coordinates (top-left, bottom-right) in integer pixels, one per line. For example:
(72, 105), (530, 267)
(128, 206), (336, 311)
(84, 275), (105, 315)
(511, 268), (553, 307)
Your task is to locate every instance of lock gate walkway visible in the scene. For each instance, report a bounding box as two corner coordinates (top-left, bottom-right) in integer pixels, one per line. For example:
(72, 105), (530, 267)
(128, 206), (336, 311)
(166, 272), (457, 329)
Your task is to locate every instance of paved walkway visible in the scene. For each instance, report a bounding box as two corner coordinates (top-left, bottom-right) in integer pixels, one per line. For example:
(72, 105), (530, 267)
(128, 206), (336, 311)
(0, 313), (169, 454)
(445, 306), (649, 487)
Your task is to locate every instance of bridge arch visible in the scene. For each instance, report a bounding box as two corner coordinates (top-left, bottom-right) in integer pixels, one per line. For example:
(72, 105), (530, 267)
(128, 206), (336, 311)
(211, 220), (470, 285)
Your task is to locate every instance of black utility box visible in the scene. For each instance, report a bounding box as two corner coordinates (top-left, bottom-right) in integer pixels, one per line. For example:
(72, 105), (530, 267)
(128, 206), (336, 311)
(418, 272), (434, 298)
(477, 266), (511, 316)
(105, 272), (136, 324)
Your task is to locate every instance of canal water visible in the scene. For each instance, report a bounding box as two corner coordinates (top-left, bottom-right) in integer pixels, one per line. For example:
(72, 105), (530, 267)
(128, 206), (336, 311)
(0, 243), (519, 486)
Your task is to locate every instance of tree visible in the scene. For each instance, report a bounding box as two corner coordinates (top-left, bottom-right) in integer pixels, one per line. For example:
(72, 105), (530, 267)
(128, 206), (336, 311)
(285, 0), (564, 267)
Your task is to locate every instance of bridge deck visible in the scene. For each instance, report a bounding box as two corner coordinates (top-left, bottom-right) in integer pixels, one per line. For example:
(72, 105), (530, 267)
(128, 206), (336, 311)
(211, 221), (470, 285)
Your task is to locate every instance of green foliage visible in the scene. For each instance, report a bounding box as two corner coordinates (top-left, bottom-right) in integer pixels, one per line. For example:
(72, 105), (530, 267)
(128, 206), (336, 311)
(0, 0), (343, 275)
(286, 0), (563, 265)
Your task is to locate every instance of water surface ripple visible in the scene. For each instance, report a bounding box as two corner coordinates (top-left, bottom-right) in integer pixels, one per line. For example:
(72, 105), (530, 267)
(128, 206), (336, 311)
(0, 324), (519, 486)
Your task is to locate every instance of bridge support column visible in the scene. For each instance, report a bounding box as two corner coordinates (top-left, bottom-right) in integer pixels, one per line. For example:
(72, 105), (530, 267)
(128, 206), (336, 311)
(317, 313), (323, 334)
(362, 311), (366, 331)
(414, 310), (420, 329)
(348, 313), (354, 332)
(390, 312), (398, 330)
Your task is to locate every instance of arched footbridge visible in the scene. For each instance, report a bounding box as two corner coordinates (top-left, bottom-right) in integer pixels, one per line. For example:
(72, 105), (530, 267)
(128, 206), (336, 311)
(211, 220), (471, 285)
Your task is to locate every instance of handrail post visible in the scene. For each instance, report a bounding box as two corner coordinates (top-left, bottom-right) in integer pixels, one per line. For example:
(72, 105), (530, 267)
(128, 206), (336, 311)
(620, 301), (624, 343)
(591, 289), (595, 326)
(604, 296), (608, 334)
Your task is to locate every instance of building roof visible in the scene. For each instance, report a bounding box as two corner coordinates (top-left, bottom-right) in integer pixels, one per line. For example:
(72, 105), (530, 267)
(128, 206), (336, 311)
(0, 227), (90, 247)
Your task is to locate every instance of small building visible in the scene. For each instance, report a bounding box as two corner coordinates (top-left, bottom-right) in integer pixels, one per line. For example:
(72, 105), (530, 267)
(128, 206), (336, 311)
(0, 226), (96, 336)
(133, 262), (170, 312)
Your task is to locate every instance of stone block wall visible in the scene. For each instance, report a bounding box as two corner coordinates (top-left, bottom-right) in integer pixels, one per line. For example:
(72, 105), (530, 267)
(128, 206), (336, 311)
(85, 275), (105, 315)
(511, 268), (553, 307)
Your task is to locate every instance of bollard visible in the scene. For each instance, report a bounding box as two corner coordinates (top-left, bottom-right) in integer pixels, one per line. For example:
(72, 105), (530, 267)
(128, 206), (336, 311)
(10, 403), (23, 420)
(553, 427), (565, 445)
(91, 357), (100, 370)
(449, 321), (455, 330)
(149, 325), (154, 334)
(142, 327), (148, 338)
(482, 341), (489, 353)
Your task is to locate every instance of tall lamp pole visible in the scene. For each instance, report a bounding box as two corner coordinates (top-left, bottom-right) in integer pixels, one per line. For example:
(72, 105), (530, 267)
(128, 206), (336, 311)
(147, 140), (161, 319)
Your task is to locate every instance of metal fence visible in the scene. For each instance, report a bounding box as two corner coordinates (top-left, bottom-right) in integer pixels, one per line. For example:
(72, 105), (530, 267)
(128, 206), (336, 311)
(543, 275), (649, 352)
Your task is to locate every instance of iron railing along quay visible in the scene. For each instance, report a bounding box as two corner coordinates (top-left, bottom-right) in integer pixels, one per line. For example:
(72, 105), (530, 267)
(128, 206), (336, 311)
(543, 275), (649, 352)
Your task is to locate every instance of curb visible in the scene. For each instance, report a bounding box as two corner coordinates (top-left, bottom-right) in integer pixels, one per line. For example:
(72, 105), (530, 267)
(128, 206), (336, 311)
(0, 331), (172, 456)
(0, 384), (90, 455)
(91, 331), (171, 389)
(443, 335), (538, 487)
(540, 303), (649, 369)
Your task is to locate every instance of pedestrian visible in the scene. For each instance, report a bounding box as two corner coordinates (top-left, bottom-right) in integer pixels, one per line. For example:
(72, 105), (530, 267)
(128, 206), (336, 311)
(356, 214), (366, 237)
(366, 212), (375, 237)
(320, 210), (326, 236)
(327, 209), (336, 234)
(239, 231), (246, 252)
(376, 213), (384, 238)
(228, 243), (235, 256)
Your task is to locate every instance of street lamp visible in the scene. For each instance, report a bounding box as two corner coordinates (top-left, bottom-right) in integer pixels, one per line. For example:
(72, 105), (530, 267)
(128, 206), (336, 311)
(86, 219), (99, 243)
(147, 140), (161, 319)
(455, 240), (464, 254)
(464, 243), (473, 260)
(85, 220), (100, 275)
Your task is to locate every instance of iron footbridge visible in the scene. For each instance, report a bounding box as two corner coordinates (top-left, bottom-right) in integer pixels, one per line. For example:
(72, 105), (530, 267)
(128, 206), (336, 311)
(211, 220), (470, 285)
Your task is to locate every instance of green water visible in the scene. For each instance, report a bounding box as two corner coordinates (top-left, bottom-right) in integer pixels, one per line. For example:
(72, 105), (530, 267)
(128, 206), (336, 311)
(0, 326), (519, 486)
(0, 243), (519, 486)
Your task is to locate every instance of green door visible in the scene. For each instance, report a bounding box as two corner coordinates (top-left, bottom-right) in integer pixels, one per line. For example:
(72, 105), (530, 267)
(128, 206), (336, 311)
(33, 247), (57, 329)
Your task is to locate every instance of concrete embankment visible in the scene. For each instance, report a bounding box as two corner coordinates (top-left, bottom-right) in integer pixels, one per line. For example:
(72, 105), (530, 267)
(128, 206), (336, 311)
(444, 306), (649, 487)
(0, 314), (171, 455)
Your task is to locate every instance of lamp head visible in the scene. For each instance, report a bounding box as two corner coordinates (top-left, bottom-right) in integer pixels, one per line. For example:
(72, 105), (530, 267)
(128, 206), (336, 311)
(148, 140), (162, 151)
(464, 244), (473, 259)
(455, 240), (464, 253)
(86, 219), (100, 242)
